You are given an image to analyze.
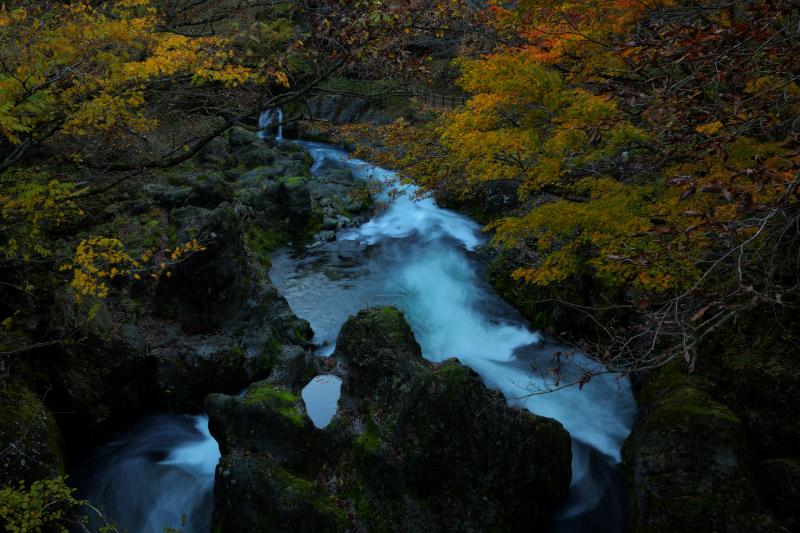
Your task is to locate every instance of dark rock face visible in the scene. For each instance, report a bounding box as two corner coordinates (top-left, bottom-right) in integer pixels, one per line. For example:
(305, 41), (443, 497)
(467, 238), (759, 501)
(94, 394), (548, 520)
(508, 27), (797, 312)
(33, 134), (321, 455)
(622, 364), (784, 532)
(623, 308), (800, 533)
(208, 307), (572, 532)
(759, 458), (800, 530)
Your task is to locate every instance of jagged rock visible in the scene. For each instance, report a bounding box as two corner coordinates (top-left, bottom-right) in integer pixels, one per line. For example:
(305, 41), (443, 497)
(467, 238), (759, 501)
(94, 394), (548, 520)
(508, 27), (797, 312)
(208, 307), (572, 532)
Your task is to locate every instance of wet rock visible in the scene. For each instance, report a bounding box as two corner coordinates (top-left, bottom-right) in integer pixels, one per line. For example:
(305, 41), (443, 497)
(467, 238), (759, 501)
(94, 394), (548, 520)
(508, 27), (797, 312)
(209, 307), (572, 531)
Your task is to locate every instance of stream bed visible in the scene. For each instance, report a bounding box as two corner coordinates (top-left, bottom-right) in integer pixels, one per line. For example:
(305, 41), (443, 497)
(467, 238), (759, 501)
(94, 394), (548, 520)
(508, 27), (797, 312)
(81, 140), (636, 532)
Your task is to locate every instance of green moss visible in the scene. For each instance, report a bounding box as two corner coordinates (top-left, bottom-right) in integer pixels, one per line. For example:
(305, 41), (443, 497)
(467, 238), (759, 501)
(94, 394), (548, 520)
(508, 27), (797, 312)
(244, 224), (290, 269)
(638, 361), (741, 425)
(355, 418), (383, 455)
(244, 383), (305, 426)
(436, 359), (470, 382)
(274, 466), (315, 493)
(273, 467), (348, 525)
(280, 175), (307, 187)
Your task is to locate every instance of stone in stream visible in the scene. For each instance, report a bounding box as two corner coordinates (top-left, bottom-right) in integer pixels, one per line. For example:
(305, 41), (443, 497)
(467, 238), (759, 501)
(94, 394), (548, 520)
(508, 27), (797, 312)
(207, 306), (572, 532)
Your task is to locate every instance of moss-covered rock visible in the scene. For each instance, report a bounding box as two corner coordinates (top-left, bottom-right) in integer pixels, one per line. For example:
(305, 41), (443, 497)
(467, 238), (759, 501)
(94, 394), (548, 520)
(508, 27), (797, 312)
(209, 307), (572, 531)
(206, 381), (316, 461)
(391, 358), (572, 529)
(213, 451), (347, 533)
(0, 381), (65, 486)
(622, 363), (783, 532)
(334, 306), (423, 399)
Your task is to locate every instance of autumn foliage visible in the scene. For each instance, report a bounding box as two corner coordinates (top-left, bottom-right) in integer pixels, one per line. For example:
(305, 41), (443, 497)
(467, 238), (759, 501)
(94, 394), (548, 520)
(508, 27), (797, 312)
(348, 0), (800, 371)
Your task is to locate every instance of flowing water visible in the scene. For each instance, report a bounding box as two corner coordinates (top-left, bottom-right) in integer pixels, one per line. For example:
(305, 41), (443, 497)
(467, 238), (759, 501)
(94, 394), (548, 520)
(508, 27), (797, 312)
(270, 141), (638, 531)
(258, 108), (283, 141)
(78, 415), (220, 533)
(80, 139), (636, 532)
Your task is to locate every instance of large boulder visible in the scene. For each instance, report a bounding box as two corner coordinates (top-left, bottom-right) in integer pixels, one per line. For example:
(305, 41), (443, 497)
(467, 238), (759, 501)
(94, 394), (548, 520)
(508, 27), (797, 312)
(622, 364), (783, 532)
(334, 306), (423, 398)
(208, 307), (572, 532)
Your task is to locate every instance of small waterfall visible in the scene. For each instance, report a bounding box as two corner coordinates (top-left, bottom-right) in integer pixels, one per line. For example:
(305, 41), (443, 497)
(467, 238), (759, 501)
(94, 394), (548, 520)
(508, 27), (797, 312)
(258, 107), (283, 141)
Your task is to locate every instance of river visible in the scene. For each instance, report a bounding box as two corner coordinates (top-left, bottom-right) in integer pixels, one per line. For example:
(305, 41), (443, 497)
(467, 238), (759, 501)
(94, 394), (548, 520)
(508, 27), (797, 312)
(81, 140), (636, 532)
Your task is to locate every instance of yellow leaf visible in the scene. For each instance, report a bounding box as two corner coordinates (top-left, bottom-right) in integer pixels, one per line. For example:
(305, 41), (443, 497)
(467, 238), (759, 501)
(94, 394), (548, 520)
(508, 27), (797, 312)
(695, 120), (723, 135)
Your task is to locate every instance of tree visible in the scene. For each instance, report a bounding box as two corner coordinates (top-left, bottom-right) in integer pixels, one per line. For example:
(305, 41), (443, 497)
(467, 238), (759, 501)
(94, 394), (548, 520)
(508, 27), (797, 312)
(0, 0), (475, 355)
(344, 0), (800, 377)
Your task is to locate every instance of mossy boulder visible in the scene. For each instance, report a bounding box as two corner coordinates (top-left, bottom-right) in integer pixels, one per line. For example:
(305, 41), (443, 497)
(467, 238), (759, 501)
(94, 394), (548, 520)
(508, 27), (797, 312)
(228, 126), (260, 148)
(622, 363), (783, 531)
(213, 451), (347, 533)
(0, 381), (65, 486)
(235, 143), (276, 168)
(334, 307), (423, 399)
(209, 307), (572, 531)
(206, 381), (316, 462)
(389, 359), (572, 528)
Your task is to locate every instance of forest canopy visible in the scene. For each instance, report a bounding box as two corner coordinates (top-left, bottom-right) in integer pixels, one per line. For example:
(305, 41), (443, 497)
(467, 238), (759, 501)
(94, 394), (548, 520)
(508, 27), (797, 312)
(344, 0), (800, 373)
